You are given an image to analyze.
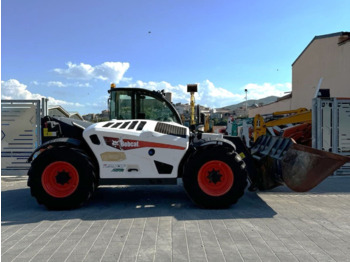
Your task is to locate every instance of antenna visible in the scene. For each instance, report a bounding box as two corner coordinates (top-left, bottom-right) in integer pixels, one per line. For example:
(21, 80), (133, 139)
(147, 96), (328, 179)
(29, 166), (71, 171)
(245, 89), (248, 115)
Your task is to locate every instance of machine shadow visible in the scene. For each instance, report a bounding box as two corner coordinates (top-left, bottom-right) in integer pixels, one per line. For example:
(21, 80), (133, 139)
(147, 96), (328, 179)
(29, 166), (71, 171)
(4, 176), (350, 226)
(2, 185), (276, 226)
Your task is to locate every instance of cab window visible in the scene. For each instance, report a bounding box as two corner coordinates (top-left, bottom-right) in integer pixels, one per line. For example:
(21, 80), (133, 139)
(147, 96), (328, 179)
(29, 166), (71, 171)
(137, 94), (177, 122)
(114, 91), (132, 120)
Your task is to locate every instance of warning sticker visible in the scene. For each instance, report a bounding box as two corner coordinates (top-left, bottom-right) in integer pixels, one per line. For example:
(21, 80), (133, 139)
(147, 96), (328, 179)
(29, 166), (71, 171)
(103, 164), (126, 169)
(112, 168), (124, 172)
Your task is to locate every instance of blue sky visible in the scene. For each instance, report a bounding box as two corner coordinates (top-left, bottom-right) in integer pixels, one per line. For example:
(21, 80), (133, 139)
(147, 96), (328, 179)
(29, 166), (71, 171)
(1, 0), (349, 114)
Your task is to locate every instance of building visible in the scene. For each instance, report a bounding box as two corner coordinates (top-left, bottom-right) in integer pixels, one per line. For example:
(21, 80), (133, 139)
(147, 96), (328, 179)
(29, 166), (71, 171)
(48, 106), (70, 118)
(83, 113), (97, 122)
(48, 106), (84, 120)
(249, 32), (350, 117)
(211, 109), (231, 119)
(233, 107), (248, 118)
(174, 103), (190, 115)
(69, 112), (84, 121)
(248, 94), (292, 116)
(98, 110), (109, 121)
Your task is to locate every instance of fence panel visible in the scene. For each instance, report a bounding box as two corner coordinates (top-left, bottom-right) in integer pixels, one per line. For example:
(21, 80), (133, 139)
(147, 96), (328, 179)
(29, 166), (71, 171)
(1, 100), (41, 175)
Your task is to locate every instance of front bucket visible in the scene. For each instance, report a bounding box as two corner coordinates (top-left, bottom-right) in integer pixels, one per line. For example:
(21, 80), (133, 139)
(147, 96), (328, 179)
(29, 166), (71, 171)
(281, 144), (350, 192)
(250, 136), (350, 192)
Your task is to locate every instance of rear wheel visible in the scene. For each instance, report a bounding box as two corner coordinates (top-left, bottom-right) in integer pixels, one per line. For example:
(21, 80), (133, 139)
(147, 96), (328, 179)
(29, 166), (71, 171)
(28, 146), (96, 210)
(182, 146), (247, 209)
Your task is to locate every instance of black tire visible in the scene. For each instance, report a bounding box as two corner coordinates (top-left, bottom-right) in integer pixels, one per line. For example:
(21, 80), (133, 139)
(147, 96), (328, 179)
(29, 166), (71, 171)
(73, 148), (100, 193)
(28, 146), (96, 210)
(182, 146), (247, 209)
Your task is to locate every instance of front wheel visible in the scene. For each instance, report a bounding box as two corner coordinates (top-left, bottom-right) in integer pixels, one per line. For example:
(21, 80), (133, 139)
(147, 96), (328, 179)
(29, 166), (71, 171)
(182, 146), (247, 209)
(28, 146), (96, 210)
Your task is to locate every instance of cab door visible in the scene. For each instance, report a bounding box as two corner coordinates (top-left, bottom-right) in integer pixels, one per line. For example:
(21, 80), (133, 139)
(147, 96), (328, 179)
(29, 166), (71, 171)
(109, 88), (182, 124)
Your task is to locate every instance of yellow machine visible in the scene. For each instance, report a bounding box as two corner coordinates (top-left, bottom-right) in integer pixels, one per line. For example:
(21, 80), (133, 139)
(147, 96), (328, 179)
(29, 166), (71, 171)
(199, 112), (211, 132)
(187, 84), (198, 126)
(253, 108), (312, 142)
(187, 84), (211, 132)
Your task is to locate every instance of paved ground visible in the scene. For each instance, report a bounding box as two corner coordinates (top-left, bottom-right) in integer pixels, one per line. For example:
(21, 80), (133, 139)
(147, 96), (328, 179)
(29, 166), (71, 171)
(1, 175), (350, 262)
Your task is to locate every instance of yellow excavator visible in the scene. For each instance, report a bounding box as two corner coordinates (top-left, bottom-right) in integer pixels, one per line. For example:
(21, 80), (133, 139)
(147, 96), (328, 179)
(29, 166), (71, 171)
(253, 108), (312, 142)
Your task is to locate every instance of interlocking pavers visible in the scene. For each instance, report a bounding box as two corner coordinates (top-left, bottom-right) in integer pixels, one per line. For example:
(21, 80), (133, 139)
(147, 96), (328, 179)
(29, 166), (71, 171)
(2, 176), (350, 261)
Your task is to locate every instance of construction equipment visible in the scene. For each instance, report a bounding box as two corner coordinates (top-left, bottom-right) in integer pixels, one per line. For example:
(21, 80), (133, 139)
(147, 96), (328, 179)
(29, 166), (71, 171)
(226, 117), (253, 147)
(253, 108), (312, 142)
(26, 85), (350, 210)
(199, 112), (211, 132)
(187, 84), (197, 126)
(250, 135), (349, 191)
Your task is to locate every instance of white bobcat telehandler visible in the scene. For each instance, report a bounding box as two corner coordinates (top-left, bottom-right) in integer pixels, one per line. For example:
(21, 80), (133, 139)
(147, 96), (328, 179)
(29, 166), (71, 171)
(27, 86), (350, 210)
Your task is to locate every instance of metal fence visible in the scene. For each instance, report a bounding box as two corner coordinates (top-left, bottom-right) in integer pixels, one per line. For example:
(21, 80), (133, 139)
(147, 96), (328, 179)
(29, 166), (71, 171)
(1, 100), (41, 175)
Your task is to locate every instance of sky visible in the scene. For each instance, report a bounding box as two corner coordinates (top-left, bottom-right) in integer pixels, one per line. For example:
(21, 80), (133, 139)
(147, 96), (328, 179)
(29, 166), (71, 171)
(1, 0), (349, 115)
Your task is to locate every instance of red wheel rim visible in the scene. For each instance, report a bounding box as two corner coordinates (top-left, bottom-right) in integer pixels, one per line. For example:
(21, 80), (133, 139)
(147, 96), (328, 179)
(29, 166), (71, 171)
(198, 160), (234, 197)
(41, 161), (79, 198)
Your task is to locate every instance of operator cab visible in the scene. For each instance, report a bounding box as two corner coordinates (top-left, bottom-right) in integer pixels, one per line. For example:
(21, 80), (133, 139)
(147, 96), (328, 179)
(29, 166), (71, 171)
(108, 86), (182, 125)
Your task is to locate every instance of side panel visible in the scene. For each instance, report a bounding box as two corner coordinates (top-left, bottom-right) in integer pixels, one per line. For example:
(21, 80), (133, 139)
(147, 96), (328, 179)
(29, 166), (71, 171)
(334, 100), (350, 175)
(83, 120), (189, 179)
(1, 100), (41, 175)
(312, 97), (350, 175)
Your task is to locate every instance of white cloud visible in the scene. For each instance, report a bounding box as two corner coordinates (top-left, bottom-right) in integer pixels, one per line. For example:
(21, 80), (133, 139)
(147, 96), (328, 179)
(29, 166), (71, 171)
(28, 80), (91, 88)
(1, 79), (43, 100)
(47, 81), (91, 88)
(1, 79), (83, 107)
(132, 80), (188, 101)
(75, 82), (91, 88)
(130, 80), (243, 108)
(48, 81), (66, 87)
(242, 82), (291, 100)
(197, 80), (243, 108)
(53, 62), (130, 83)
(1, 75), (292, 115)
(127, 80), (291, 108)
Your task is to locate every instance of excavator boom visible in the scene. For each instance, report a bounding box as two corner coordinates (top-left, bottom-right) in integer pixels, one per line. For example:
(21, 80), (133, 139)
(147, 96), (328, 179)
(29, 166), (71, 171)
(253, 108), (312, 142)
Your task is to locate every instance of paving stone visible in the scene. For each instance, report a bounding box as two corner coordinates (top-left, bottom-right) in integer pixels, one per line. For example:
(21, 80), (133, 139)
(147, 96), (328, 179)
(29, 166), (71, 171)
(2, 176), (350, 261)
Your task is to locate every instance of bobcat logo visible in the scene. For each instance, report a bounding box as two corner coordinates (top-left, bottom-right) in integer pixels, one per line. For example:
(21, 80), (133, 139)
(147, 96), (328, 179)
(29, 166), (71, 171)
(104, 137), (140, 150)
(111, 139), (121, 149)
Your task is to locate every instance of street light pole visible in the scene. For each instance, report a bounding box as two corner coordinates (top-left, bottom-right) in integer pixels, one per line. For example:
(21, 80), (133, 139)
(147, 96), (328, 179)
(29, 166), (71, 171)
(245, 89), (248, 116)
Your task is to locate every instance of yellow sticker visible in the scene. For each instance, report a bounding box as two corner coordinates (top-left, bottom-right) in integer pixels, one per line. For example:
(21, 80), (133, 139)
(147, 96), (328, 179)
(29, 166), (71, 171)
(101, 152), (126, 161)
(239, 152), (246, 159)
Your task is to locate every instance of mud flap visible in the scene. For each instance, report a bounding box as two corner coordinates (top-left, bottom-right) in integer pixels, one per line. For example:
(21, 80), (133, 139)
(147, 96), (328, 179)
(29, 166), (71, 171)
(251, 136), (350, 191)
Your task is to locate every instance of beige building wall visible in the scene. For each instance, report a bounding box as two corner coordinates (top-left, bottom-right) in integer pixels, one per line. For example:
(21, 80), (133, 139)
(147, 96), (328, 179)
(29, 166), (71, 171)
(292, 33), (350, 109)
(248, 32), (350, 116)
(248, 97), (291, 117)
